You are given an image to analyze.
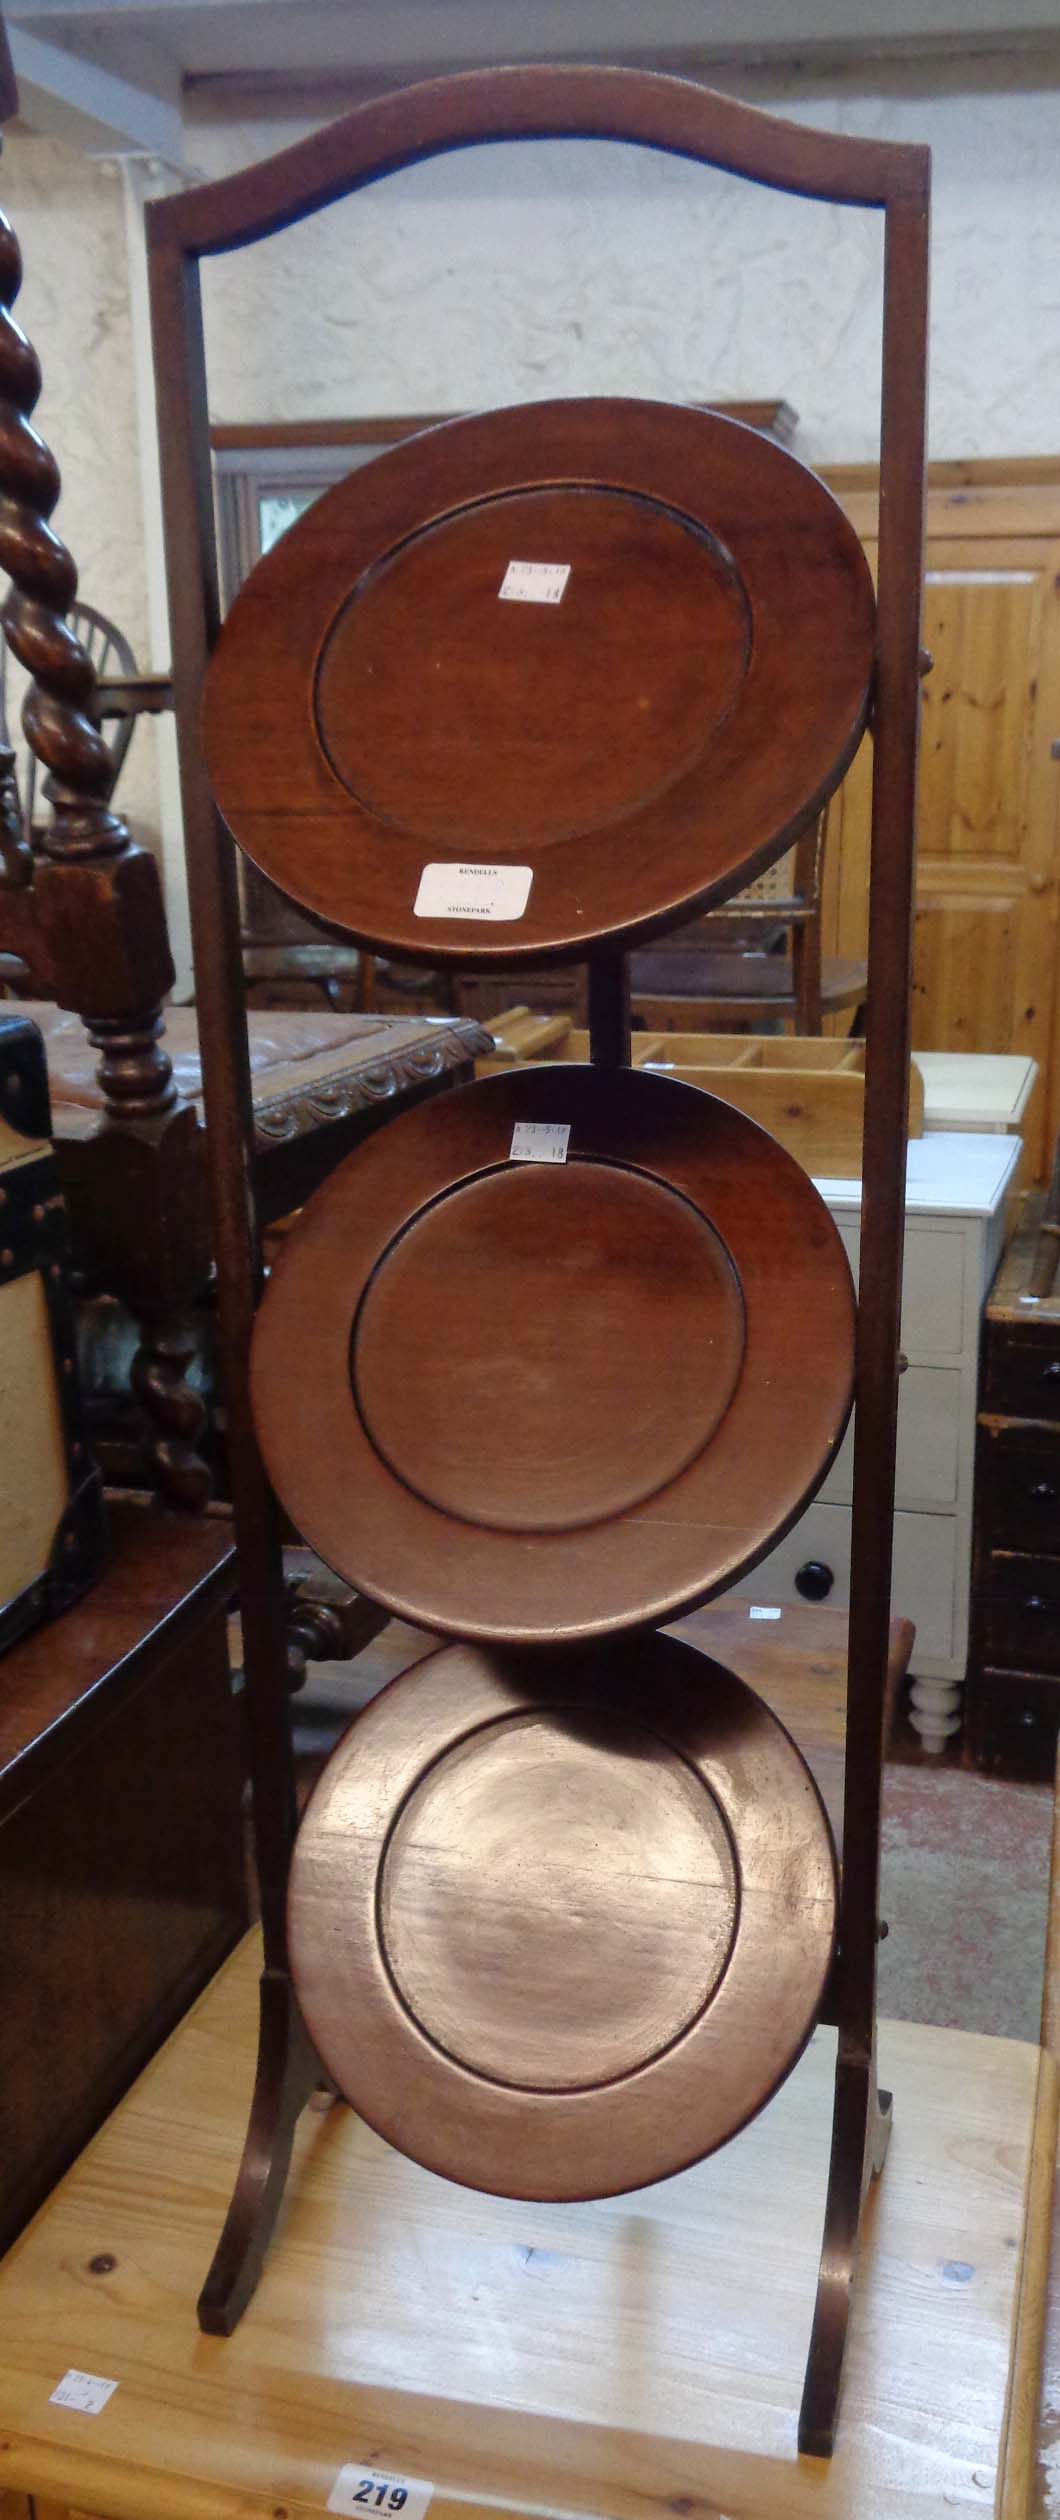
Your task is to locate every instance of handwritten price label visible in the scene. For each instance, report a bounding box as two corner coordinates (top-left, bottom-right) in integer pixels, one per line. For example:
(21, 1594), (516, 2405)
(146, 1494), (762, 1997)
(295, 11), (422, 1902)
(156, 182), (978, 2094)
(510, 1121), (570, 1164)
(499, 559), (570, 604)
(50, 2369), (118, 2415)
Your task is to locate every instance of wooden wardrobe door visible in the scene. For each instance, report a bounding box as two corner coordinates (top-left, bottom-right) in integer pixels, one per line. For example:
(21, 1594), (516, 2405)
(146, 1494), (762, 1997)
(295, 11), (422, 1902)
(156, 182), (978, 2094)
(823, 530), (1060, 1176)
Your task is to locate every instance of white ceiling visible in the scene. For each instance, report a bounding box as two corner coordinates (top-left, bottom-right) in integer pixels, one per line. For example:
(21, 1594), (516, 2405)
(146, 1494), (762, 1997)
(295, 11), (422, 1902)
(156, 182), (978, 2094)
(9, 0), (1060, 160)
(16, 0), (1060, 84)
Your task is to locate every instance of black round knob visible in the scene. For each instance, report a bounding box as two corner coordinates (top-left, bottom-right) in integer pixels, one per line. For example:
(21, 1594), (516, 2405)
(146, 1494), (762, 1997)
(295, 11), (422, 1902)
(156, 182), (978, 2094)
(1024, 1595), (1050, 1614)
(1043, 1361), (1060, 1383)
(795, 1559), (834, 1602)
(1030, 1481), (1057, 1502)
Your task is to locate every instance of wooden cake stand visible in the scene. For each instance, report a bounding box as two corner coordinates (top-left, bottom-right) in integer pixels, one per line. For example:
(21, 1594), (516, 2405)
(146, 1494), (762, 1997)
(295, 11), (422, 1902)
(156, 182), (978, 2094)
(146, 62), (929, 2461)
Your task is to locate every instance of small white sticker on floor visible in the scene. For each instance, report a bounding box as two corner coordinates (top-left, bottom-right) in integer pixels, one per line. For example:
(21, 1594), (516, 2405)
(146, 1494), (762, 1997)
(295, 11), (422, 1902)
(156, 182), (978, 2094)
(50, 2369), (118, 2415)
(510, 1121), (571, 1164)
(499, 559), (570, 604)
(327, 2464), (435, 2520)
(414, 862), (533, 922)
(748, 1605), (782, 1621)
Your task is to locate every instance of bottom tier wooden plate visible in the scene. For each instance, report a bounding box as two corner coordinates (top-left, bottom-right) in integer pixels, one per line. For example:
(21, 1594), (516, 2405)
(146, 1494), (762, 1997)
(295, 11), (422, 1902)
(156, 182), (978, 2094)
(289, 1632), (837, 2200)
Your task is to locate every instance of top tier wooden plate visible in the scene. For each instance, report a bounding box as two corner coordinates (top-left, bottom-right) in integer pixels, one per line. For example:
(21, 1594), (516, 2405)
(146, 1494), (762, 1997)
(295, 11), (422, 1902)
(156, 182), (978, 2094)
(250, 1063), (855, 1643)
(203, 398), (875, 967)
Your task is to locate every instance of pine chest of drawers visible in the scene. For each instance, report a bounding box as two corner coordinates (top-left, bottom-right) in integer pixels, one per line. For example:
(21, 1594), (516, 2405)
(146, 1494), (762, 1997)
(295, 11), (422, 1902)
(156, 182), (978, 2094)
(738, 1133), (1021, 1750)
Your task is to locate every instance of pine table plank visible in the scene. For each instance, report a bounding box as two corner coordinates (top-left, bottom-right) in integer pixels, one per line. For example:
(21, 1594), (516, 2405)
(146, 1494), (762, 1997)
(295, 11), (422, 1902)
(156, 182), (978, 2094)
(0, 1929), (1051, 2520)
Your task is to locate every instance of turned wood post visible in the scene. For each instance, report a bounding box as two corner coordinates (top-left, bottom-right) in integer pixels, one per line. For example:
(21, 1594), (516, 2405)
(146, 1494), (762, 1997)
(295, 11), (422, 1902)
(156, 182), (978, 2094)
(0, 193), (211, 1505)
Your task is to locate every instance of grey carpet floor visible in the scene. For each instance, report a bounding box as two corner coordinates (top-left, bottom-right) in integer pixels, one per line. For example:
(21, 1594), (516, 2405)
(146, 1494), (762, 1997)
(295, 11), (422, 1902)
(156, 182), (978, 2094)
(877, 1761), (1052, 2042)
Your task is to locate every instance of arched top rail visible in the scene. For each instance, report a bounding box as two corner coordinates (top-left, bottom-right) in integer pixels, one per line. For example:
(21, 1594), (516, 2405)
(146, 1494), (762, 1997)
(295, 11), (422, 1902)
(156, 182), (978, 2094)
(147, 61), (929, 261)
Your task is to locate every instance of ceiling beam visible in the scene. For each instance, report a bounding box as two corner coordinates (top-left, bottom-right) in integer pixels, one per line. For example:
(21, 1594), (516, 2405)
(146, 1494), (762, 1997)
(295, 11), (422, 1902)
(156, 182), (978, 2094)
(12, 0), (1060, 25)
(8, 23), (186, 159)
(180, 30), (1060, 114)
(9, 0), (290, 12)
(14, 0), (1060, 64)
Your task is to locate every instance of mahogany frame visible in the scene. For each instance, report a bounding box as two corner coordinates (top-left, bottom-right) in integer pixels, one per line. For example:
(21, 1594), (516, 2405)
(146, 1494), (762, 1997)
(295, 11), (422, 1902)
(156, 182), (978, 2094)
(145, 66), (929, 2459)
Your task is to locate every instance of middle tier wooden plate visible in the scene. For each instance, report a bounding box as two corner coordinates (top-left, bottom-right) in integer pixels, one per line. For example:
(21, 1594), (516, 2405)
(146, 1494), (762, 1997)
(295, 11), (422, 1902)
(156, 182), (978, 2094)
(251, 1064), (855, 1642)
(288, 1632), (838, 2200)
(203, 396), (875, 966)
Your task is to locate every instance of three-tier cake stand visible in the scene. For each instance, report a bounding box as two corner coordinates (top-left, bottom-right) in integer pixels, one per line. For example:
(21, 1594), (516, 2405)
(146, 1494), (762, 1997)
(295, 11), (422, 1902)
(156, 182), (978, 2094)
(146, 67), (928, 2458)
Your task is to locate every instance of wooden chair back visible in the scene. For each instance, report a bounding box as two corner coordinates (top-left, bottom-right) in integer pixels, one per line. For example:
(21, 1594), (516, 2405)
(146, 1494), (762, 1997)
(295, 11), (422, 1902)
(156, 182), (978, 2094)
(6, 602), (140, 842)
(626, 805), (869, 1035)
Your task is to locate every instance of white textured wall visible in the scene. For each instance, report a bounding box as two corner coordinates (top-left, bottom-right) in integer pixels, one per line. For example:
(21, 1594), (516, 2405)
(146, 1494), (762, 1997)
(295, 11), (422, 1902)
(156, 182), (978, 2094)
(196, 124), (883, 462)
(0, 127), (159, 841)
(190, 60), (1060, 466)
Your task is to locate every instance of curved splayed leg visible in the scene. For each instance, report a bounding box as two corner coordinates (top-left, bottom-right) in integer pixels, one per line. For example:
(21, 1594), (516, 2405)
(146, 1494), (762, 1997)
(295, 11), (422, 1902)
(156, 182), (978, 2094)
(197, 1966), (320, 2337)
(798, 2033), (892, 2459)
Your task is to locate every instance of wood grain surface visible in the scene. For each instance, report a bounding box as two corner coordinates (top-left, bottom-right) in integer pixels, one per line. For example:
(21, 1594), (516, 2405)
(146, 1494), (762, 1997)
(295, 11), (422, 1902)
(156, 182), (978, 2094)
(203, 398), (874, 966)
(353, 1160), (746, 1532)
(317, 1597), (917, 1859)
(0, 1499), (245, 2268)
(821, 506), (1060, 1180)
(250, 1064), (856, 1641)
(0, 1928), (1050, 2520)
(0, 1497), (235, 1802)
(1031, 1742), (1060, 2520)
(288, 1633), (837, 2199)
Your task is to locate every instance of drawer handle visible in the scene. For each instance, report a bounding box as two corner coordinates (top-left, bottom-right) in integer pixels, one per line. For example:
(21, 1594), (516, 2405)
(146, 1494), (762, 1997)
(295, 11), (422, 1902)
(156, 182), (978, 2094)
(1043, 1362), (1060, 1384)
(1023, 1595), (1053, 1614)
(1030, 1481), (1057, 1502)
(796, 1559), (835, 1602)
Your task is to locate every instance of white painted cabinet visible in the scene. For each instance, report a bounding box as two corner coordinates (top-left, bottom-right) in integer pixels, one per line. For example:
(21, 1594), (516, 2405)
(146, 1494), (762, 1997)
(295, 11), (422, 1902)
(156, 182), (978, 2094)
(742, 1133), (1021, 1746)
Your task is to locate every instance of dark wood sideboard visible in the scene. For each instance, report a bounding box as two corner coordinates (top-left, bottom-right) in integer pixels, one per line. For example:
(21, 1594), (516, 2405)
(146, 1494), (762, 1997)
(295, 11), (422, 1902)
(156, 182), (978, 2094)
(966, 1194), (1060, 1777)
(0, 1496), (246, 2257)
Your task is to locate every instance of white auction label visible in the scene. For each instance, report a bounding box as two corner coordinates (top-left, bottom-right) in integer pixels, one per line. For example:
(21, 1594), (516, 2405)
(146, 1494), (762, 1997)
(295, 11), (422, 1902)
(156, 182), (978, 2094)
(327, 2464), (434, 2520)
(509, 1121), (570, 1164)
(50, 2369), (119, 2415)
(414, 862), (533, 922)
(498, 558), (570, 604)
(748, 1605), (782, 1621)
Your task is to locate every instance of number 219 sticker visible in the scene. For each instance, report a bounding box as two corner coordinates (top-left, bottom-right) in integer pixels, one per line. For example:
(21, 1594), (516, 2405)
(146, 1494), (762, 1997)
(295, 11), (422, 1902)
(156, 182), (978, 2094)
(327, 2464), (434, 2519)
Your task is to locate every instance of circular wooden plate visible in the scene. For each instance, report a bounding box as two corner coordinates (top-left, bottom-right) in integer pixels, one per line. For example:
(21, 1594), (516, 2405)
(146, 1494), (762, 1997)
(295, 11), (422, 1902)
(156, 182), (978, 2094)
(289, 1633), (838, 2199)
(203, 397), (875, 966)
(251, 1065), (855, 1641)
